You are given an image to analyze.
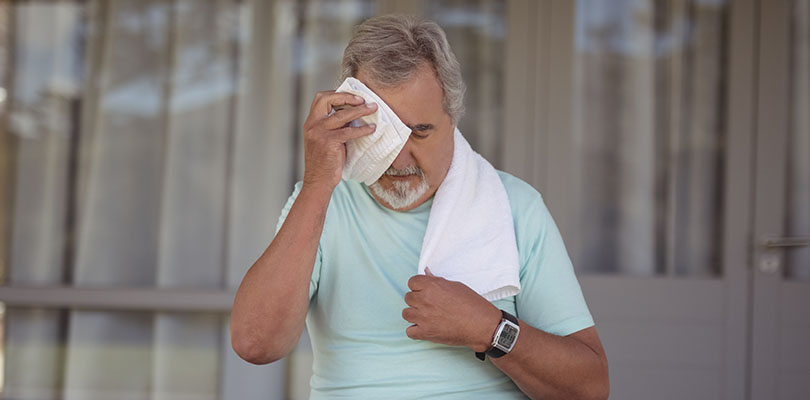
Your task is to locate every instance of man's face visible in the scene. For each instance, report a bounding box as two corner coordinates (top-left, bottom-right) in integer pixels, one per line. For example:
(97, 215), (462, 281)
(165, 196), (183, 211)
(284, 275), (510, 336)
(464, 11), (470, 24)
(356, 63), (454, 211)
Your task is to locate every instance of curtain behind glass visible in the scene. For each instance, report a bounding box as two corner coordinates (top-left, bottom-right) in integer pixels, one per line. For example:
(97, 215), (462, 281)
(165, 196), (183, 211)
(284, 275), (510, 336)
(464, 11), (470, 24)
(5, 2), (84, 398)
(2, 1), (263, 399)
(65, 1), (228, 398)
(573, 0), (727, 277)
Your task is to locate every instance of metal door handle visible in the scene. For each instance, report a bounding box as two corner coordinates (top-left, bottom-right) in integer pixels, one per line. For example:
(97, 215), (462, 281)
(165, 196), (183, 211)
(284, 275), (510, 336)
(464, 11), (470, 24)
(756, 236), (809, 275)
(761, 236), (810, 248)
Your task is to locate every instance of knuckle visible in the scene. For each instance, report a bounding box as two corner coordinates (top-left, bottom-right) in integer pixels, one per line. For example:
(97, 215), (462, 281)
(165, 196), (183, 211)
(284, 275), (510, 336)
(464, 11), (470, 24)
(331, 127), (349, 141)
(333, 110), (357, 125)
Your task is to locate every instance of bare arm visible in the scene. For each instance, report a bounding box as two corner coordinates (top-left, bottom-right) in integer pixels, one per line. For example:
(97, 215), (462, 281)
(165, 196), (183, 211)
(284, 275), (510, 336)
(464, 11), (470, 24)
(229, 183), (332, 364)
(491, 325), (609, 400)
(229, 91), (377, 364)
(403, 273), (609, 399)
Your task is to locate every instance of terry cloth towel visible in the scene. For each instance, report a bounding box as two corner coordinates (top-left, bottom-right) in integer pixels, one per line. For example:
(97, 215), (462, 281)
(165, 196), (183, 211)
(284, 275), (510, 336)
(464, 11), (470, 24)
(335, 77), (412, 185)
(417, 128), (521, 301)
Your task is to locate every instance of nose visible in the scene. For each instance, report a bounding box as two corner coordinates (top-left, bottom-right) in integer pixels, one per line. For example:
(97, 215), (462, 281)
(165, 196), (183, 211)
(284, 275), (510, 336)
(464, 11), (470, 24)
(390, 137), (416, 170)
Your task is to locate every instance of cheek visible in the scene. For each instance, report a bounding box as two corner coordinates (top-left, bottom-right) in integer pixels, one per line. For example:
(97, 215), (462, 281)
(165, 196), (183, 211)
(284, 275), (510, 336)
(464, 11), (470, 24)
(418, 137), (453, 185)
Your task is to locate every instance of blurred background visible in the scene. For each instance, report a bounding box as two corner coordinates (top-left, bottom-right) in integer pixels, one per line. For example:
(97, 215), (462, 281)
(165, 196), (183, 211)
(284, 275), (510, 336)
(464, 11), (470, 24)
(0, 0), (807, 399)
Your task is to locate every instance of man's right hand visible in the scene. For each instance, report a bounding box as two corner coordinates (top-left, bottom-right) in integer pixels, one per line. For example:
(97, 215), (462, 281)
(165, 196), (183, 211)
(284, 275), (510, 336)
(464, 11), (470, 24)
(302, 90), (378, 192)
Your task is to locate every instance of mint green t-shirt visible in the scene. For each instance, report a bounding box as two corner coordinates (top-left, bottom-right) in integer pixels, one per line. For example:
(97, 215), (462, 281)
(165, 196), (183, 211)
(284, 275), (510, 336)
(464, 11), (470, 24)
(274, 170), (594, 399)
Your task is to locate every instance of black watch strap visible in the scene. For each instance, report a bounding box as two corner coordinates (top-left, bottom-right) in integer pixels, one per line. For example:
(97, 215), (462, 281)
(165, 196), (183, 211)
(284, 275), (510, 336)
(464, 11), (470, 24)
(475, 310), (518, 361)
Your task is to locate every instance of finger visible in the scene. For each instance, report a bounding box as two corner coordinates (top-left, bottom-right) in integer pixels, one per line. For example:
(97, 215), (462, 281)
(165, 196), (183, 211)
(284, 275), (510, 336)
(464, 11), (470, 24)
(401, 307), (419, 323)
(311, 91), (365, 118)
(425, 267), (434, 276)
(331, 124), (376, 143)
(404, 291), (420, 306)
(324, 102), (378, 130)
(407, 274), (428, 291)
(405, 324), (423, 340)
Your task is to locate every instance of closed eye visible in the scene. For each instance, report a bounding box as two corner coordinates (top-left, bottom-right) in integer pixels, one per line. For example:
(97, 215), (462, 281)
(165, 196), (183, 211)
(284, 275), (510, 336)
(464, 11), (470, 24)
(409, 124), (434, 138)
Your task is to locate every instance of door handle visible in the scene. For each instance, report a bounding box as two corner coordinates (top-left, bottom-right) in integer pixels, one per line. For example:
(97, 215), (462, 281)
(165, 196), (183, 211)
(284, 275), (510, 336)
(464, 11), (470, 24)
(757, 236), (809, 275)
(760, 236), (810, 248)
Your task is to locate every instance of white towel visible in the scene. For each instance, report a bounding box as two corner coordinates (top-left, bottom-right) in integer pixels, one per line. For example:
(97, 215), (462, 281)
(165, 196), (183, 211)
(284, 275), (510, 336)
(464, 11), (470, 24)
(417, 128), (521, 301)
(335, 77), (412, 185)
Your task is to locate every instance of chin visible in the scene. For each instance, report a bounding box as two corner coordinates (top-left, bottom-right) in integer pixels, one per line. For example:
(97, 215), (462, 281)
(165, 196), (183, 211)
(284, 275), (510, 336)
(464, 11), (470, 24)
(369, 174), (431, 210)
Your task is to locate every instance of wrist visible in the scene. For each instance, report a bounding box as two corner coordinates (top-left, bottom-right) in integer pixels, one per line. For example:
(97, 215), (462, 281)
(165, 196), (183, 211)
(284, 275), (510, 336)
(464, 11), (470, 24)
(473, 305), (503, 352)
(300, 181), (336, 200)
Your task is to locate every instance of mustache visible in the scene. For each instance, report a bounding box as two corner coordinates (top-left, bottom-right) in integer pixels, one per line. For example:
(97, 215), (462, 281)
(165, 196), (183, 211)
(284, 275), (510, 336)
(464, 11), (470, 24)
(383, 165), (424, 177)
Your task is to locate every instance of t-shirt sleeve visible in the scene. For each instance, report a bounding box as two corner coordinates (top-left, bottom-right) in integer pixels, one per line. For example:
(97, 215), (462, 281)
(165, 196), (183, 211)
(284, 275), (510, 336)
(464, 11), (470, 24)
(274, 181), (322, 300)
(514, 193), (594, 337)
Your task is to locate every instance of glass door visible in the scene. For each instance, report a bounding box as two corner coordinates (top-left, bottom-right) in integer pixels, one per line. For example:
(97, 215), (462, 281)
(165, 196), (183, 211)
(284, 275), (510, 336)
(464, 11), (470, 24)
(750, 0), (810, 398)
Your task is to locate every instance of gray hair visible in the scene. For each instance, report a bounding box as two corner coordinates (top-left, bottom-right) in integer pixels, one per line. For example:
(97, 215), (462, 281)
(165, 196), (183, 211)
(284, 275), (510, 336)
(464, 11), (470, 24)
(340, 15), (466, 124)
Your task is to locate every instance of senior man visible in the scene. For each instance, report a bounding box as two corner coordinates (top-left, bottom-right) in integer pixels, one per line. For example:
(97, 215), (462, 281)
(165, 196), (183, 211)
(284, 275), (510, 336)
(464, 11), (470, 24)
(231, 15), (609, 399)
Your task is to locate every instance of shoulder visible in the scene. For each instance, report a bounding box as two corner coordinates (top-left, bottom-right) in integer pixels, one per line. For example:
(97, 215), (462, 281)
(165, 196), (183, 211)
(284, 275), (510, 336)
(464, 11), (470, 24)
(278, 179), (365, 230)
(494, 170), (559, 264)
(331, 178), (368, 207)
(495, 170), (545, 217)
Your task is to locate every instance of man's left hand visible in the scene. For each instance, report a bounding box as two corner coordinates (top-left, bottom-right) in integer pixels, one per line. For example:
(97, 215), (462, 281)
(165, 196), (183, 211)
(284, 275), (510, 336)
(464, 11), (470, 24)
(402, 268), (502, 352)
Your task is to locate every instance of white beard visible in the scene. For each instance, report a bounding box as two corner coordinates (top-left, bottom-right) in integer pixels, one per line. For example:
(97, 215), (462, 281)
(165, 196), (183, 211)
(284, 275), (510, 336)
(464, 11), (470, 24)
(368, 166), (430, 210)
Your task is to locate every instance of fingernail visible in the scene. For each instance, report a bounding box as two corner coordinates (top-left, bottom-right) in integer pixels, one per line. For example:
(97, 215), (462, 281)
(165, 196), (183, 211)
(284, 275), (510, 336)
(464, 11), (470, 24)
(366, 102), (377, 108)
(368, 123), (376, 129)
(354, 95), (363, 102)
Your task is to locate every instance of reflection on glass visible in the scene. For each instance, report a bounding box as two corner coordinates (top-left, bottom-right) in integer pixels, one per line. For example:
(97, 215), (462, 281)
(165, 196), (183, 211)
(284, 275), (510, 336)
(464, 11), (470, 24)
(8, 1), (85, 287)
(786, 0), (810, 282)
(429, 0), (506, 166)
(3, 308), (68, 399)
(573, 0), (727, 277)
(3, 308), (225, 400)
(2, 1), (252, 399)
(5, 0), (250, 290)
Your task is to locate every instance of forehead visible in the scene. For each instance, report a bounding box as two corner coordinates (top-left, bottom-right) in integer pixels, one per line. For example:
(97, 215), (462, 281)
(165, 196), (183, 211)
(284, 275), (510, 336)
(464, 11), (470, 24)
(356, 64), (445, 126)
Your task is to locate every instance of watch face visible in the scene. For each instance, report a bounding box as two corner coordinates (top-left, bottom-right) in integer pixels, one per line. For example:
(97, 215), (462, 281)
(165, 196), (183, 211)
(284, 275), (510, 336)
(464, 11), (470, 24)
(497, 324), (518, 348)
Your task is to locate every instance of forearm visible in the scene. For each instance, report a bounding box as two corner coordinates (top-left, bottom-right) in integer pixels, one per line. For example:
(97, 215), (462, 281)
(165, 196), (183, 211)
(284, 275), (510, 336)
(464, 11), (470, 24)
(230, 184), (332, 364)
(491, 323), (609, 400)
